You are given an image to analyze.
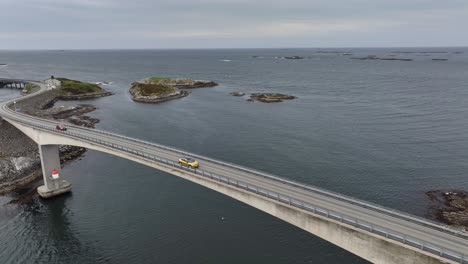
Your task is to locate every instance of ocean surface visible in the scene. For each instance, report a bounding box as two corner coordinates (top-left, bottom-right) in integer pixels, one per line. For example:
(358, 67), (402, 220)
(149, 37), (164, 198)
(1, 48), (468, 263)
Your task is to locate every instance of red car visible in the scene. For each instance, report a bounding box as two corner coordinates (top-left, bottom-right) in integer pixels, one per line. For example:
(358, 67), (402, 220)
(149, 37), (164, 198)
(56, 124), (67, 131)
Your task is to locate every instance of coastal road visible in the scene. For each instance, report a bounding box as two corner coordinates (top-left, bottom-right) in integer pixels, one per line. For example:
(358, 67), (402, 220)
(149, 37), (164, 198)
(1, 82), (468, 263)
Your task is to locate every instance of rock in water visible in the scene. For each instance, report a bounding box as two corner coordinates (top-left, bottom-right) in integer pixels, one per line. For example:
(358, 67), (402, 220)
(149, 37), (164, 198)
(249, 93), (296, 103)
(284, 56), (304, 60)
(230, 91), (245, 96)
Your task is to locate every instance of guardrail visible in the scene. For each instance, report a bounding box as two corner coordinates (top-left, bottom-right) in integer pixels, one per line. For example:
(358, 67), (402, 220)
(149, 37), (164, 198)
(1, 84), (467, 263)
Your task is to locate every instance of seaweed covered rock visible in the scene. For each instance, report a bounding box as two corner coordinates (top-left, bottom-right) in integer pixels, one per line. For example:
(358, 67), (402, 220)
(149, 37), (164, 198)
(250, 93), (296, 103)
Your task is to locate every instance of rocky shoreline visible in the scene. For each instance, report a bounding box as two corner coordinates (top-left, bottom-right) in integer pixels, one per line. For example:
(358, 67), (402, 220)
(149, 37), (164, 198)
(14, 89), (102, 128)
(0, 143), (86, 195)
(426, 190), (468, 230)
(42, 104), (97, 119)
(130, 90), (190, 103)
(351, 55), (413, 61)
(0, 119), (88, 195)
(250, 93), (296, 103)
(69, 115), (100, 128)
(57, 91), (113, 100)
(230, 92), (297, 103)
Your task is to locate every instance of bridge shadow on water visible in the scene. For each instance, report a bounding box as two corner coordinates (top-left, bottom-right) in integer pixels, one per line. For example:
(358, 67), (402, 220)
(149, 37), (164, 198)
(0, 188), (111, 263)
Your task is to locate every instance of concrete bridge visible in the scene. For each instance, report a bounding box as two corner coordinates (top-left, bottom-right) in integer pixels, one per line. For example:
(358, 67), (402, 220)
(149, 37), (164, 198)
(1, 81), (467, 264)
(0, 78), (29, 89)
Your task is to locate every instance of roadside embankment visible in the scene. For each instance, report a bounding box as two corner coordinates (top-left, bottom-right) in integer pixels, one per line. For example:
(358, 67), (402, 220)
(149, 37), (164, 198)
(1, 78), (109, 195)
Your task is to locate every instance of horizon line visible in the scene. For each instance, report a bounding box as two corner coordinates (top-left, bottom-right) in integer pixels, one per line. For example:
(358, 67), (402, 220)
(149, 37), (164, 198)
(0, 46), (467, 51)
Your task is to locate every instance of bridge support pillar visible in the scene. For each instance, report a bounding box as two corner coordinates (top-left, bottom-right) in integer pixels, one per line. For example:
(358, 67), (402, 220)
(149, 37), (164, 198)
(37, 145), (71, 198)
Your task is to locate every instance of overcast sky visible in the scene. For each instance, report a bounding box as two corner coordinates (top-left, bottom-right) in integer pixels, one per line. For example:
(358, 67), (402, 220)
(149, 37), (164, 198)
(0, 0), (467, 49)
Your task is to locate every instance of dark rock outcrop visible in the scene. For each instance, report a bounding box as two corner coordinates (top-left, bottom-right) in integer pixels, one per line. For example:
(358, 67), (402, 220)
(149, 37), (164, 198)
(379, 58), (413, 61)
(44, 104), (97, 119)
(426, 190), (468, 230)
(351, 55), (379, 60)
(69, 115), (100, 128)
(249, 93), (296, 103)
(351, 55), (412, 61)
(57, 91), (113, 100)
(230, 91), (245, 96)
(284, 56), (304, 60)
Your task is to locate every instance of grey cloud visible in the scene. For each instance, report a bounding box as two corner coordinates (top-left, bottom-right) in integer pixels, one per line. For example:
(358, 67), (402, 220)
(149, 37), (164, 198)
(0, 0), (467, 49)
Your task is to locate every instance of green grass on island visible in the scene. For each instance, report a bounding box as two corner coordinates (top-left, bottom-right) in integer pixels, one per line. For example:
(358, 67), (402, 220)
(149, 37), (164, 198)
(146, 77), (194, 85)
(56, 78), (103, 95)
(23, 83), (40, 93)
(148, 77), (172, 83)
(136, 83), (177, 96)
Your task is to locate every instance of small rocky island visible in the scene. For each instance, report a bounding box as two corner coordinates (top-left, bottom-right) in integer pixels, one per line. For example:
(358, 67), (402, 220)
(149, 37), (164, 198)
(284, 56), (304, 60)
(230, 91), (245, 96)
(55, 77), (113, 99)
(426, 190), (468, 230)
(249, 93), (296, 103)
(351, 55), (413, 61)
(230, 91), (296, 103)
(129, 77), (218, 103)
(274, 56), (305, 60)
